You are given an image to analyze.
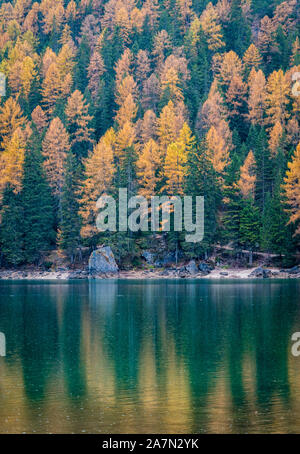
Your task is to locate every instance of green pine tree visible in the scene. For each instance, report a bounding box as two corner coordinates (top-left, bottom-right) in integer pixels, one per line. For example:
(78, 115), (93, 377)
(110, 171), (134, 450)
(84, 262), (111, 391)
(22, 129), (55, 264)
(0, 185), (24, 266)
(239, 198), (261, 265)
(58, 154), (82, 264)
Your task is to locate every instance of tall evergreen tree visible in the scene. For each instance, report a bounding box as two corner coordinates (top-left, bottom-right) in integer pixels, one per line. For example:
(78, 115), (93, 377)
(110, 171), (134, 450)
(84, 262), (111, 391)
(58, 154), (82, 264)
(0, 185), (24, 266)
(22, 130), (55, 264)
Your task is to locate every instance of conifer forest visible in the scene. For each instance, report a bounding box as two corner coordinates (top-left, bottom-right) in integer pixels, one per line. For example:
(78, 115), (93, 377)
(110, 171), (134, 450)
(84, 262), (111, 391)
(0, 0), (299, 268)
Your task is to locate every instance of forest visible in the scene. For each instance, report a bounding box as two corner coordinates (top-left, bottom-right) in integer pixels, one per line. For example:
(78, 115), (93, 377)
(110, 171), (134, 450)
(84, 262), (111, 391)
(0, 0), (299, 268)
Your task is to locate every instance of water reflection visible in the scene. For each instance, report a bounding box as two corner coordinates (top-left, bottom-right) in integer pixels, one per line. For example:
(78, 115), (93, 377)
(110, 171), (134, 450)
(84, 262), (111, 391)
(0, 280), (300, 433)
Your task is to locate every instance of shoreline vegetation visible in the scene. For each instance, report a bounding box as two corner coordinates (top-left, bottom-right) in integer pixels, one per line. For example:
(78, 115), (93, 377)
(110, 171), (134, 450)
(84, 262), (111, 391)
(1, 244), (299, 281)
(1, 266), (299, 281)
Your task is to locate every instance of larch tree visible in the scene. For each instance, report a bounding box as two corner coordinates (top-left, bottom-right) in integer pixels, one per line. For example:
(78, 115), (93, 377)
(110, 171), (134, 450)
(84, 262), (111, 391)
(163, 123), (194, 196)
(176, 0), (194, 33)
(21, 55), (37, 100)
(0, 97), (27, 150)
(88, 51), (105, 101)
(0, 128), (27, 200)
(219, 51), (243, 88)
(247, 69), (266, 126)
(290, 37), (300, 66)
(31, 105), (48, 135)
(115, 48), (133, 89)
(265, 69), (290, 126)
(79, 128), (116, 238)
(284, 143), (300, 236)
(243, 44), (262, 72)
(161, 67), (184, 103)
(156, 101), (180, 156)
(268, 122), (283, 157)
(65, 90), (94, 158)
(136, 139), (162, 197)
(238, 150), (256, 199)
(258, 15), (275, 60)
(199, 2), (225, 51)
(42, 118), (70, 210)
(206, 126), (230, 176)
(135, 50), (151, 87)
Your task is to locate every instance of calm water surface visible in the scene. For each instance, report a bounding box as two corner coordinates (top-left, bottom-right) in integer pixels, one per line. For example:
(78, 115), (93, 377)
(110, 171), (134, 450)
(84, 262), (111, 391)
(0, 279), (300, 434)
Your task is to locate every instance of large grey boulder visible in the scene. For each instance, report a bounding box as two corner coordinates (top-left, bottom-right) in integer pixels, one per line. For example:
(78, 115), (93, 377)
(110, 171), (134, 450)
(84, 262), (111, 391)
(186, 260), (198, 275)
(89, 246), (119, 274)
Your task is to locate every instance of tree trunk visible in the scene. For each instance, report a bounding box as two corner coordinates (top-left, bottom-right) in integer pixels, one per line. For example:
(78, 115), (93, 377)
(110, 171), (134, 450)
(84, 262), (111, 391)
(249, 250), (253, 266)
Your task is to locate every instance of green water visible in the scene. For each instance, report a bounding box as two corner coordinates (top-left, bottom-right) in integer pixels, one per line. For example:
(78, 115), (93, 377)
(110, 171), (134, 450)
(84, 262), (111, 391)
(1, 279), (300, 434)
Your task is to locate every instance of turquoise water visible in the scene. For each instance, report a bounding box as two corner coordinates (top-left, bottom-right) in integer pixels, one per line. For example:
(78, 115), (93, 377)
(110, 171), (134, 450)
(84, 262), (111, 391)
(0, 279), (300, 434)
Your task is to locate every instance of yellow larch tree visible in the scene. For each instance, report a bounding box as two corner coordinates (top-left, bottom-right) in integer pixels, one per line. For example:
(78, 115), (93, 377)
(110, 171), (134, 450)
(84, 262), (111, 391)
(290, 37), (300, 66)
(31, 105), (48, 135)
(243, 44), (262, 72)
(152, 30), (172, 71)
(265, 69), (290, 126)
(258, 15), (276, 58)
(138, 109), (157, 145)
(0, 127), (27, 200)
(163, 123), (194, 195)
(88, 51), (105, 100)
(79, 128), (116, 238)
(41, 63), (61, 114)
(115, 48), (133, 89)
(136, 139), (162, 197)
(238, 150), (256, 199)
(161, 67), (184, 102)
(56, 44), (75, 79)
(115, 120), (137, 169)
(65, 90), (94, 146)
(42, 118), (70, 200)
(42, 62), (72, 114)
(21, 55), (38, 99)
(156, 100), (180, 156)
(142, 0), (159, 29)
(115, 75), (138, 128)
(176, 0), (194, 33)
(206, 125), (230, 175)
(201, 79), (228, 130)
(268, 121), (283, 157)
(0, 97), (27, 150)
(247, 69), (266, 126)
(116, 94), (138, 129)
(199, 2), (224, 51)
(219, 51), (243, 88)
(42, 47), (57, 77)
(226, 74), (247, 119)
(283, 143), (300, 235)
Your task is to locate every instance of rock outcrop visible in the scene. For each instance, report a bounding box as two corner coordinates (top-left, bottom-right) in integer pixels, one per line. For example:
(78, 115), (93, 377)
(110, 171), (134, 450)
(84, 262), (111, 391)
(88, 246), (119, 275)
(249, 267), (272, 278)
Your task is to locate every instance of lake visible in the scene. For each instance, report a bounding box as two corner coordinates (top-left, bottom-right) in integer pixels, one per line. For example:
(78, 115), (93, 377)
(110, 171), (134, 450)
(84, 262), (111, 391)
(0, 279), (300, 434)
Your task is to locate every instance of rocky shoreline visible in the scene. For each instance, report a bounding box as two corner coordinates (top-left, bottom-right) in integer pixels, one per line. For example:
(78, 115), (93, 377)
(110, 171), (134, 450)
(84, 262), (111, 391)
(0, 265), (300, 281)
(0, 246), (299, 281)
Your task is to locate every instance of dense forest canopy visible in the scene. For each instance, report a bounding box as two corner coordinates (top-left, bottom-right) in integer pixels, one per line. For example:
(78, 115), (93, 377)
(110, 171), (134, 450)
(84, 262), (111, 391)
(0, 0), (299, 266)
